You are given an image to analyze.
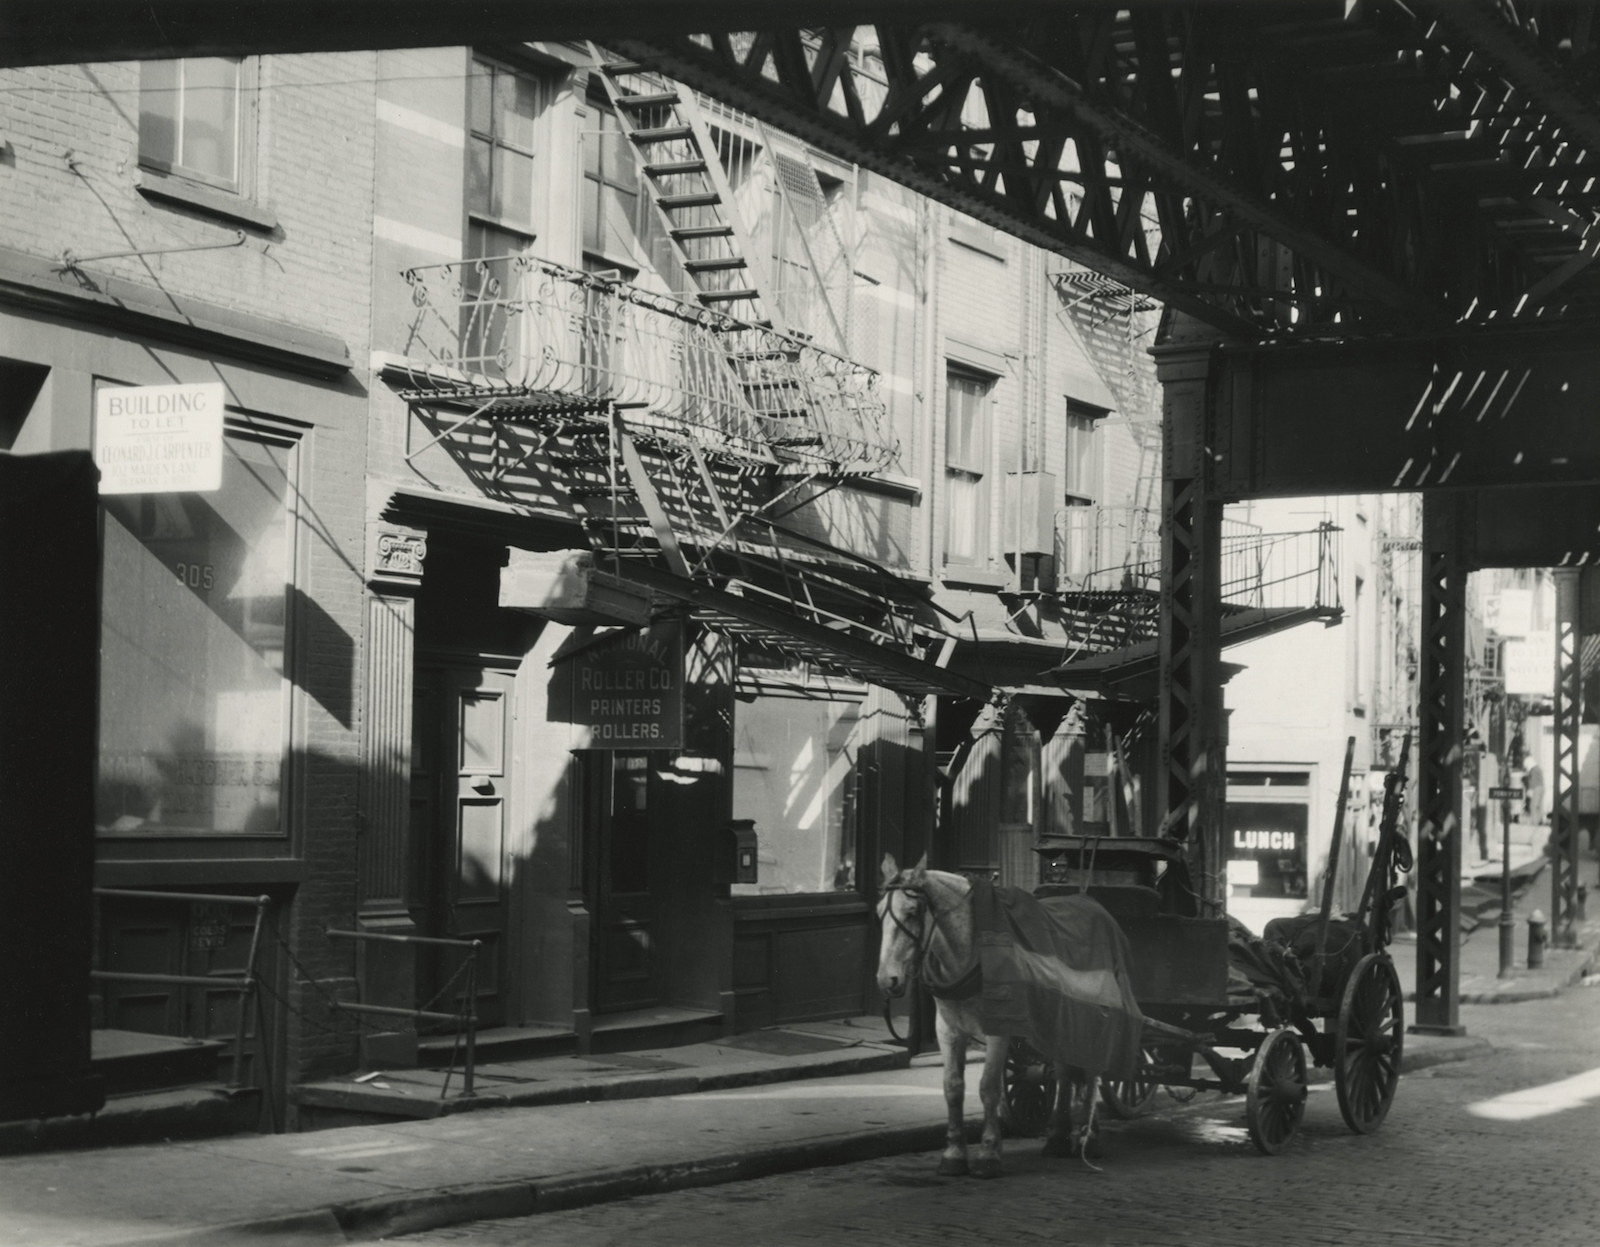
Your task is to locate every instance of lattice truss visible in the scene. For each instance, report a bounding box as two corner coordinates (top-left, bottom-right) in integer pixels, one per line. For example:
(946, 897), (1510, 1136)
(609, 3), (1600, 340)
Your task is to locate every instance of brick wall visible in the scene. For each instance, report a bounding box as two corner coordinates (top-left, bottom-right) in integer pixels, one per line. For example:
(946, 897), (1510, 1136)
(1, 53), (380, 1087)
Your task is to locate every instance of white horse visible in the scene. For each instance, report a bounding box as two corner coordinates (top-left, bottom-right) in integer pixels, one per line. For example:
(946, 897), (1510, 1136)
(876, 853), (1100, 1178)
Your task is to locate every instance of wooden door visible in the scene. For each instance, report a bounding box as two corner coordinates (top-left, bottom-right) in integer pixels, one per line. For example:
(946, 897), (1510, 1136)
(592, 752), (668, 1013)
(416, 663), (514, 1028)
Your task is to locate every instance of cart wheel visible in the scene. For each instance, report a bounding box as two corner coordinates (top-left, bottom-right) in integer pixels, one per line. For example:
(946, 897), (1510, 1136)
(1101, 1045), (1162, 1119)
(1003, 1039), (1056, 1137)
(1245, 1027), (1307, 1156)
(1335, 953), (1404, 1134)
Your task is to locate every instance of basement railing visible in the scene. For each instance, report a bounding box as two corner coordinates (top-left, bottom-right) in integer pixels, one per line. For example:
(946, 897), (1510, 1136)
(396, 253), (897, 475)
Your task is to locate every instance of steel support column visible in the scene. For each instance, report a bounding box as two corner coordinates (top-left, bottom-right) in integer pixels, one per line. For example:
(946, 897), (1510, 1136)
(1551, 568), (1582, 946)
(1414, 492), (1467, 1035)
(1155, 342), (1225, 916)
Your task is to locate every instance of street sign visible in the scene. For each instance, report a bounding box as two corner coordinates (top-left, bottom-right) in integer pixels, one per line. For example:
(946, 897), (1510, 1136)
(95, 383), (225, 495)
(1489, 787), (1524, 801)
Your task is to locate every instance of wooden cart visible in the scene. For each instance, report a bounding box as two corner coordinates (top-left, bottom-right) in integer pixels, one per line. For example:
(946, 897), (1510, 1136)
(1005, 738), (1413, 1156)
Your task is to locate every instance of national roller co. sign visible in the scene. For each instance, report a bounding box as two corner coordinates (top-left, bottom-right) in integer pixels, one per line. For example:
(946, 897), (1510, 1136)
(95, 382), (225, 495)
(570, 619), (684, 749)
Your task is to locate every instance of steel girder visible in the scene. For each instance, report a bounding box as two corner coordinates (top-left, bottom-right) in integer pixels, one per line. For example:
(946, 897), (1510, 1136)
(1552, 568), (1582, 947)
(1154, 344), (1225, 915)
(609, 3), (1600, 341)
(11, 4), (1600, 339)
(1415, 493), (1467, 1036)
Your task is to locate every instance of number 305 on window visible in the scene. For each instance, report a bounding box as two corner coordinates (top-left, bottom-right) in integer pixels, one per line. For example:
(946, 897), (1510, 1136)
(174, 562), (215, 590)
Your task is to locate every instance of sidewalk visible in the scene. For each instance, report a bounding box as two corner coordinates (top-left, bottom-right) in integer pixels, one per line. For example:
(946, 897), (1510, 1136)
(0, 1016), (1495, 1247)
(1389, 851), (1600, 1005)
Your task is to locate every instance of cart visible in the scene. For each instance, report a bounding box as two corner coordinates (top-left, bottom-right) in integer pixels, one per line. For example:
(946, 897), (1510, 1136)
(1005, 736), (1413, 1156)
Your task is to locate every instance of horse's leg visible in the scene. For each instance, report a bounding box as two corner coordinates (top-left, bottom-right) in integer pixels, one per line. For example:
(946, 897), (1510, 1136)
(970, 1033), (1007, 1179)
(934, 1005), (969, 1177)
(1080, 1074), (1103, 1161)
(1041, 1061), (1074, 1158)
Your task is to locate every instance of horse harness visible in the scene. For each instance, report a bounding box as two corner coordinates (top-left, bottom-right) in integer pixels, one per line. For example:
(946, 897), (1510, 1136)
(878, 881), (982, 1001)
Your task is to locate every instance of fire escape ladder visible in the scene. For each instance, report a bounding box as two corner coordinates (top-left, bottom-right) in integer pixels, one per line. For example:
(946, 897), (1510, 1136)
(592, 48), (785, 333)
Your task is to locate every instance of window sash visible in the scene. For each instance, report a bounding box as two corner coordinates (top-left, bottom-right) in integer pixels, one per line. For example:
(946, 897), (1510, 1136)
(468, 58), (542, 231)
(139, 58), (246, 192)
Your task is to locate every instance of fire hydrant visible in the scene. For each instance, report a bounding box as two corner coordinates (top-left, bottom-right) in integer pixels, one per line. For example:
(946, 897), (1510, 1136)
(1528, 908), (1548, 970)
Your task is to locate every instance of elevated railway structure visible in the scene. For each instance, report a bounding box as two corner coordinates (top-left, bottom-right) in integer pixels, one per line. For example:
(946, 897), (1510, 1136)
(9, 0), (1600, 1033)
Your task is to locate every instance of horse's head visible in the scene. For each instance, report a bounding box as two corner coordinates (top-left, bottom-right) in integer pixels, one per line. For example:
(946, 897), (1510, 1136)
(876, 851), (929, 998)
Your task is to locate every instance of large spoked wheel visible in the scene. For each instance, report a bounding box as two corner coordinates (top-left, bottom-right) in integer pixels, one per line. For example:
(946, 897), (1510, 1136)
(1003, 1039), (1056, 1137)
(1245, 1026), (1307, 1156)
(1101, 1045), (1162, 1119)
(1335, 953), (1405, 1134)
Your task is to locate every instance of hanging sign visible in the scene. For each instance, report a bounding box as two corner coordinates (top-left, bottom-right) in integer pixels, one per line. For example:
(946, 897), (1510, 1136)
(1503, 635), (1554, 696)
(569, 618), (684, 749)
(95, 382), (225, 495)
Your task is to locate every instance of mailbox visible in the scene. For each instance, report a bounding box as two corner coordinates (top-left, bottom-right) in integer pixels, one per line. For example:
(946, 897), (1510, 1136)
(731, 819), (758, 884)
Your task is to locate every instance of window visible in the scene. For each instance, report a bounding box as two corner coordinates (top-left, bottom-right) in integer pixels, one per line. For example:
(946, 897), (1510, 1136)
(139, 58), (255, 195)
(732, 692), (864, 895)
(97, 428), (294, 835)
(467, 57), (542, 237)
(582, 102), (642, 268)
(945, 370), (992, 565)
(1064, 398), (1105, 502)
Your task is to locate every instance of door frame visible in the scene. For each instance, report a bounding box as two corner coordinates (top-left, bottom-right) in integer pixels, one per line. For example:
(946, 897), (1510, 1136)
(414, 647), (523, 1028)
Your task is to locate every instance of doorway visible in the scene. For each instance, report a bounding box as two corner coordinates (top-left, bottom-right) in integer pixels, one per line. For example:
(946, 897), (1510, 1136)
(589, 751), (670, 1013)
(412, 660), (515, 1028)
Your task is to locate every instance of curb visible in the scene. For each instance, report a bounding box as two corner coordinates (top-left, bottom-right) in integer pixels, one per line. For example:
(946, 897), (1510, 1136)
(97, 1122), (963, 1247)
(90, 1030), (1503, 1247)
(1402, 945), (1598, 1007)
(1400, 1035), (1493, 1072)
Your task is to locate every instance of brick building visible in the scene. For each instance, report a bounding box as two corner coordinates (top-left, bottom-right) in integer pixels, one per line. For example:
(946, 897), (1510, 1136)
(4, 40), (1305, 1129)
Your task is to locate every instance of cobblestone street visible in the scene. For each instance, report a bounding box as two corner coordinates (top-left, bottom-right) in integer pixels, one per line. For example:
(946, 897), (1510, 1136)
(401, 984), (1600, 1247)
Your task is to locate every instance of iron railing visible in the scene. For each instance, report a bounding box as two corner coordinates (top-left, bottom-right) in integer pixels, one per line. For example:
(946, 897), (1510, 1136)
(397, 254), (897, 475)
(322, 928), (481, 1098)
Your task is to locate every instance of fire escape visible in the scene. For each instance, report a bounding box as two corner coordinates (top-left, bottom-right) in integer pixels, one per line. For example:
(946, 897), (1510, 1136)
(388, 59), (984, 702)
(1045, 270), (1345, 695)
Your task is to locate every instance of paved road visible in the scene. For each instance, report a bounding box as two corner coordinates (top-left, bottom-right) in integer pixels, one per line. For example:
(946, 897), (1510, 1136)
(400, 980), (1600, 1247)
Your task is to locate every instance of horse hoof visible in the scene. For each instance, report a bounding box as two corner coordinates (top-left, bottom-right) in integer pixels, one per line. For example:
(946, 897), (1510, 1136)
(1040, 1135), (1073, 1159)
(1083, 1135), (1104, 1161)
(970, 1158), (1003, 1180)
(936, 1156), (969, 1177)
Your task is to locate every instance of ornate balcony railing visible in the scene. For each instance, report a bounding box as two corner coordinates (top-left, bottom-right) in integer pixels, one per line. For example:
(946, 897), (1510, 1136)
(396, 254), (897, 475)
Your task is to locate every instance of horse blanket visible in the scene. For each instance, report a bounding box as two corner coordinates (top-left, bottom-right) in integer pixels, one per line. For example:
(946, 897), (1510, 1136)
(969, 880), (1143, 1080)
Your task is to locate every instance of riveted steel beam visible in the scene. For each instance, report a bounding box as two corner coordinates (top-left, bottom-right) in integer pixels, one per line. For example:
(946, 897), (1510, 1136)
(1414, 492), (1466, 1036)
(1551, 568), (1582, 947)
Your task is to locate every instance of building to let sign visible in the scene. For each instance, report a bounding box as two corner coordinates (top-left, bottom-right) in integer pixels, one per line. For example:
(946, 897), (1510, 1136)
(569, 618), (684, 749)
(95, 382), (225, 495)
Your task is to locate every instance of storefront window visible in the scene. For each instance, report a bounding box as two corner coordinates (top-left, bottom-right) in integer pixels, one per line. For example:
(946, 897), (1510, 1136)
(96, 431), (292, 835)
(732, 692), (863, 895)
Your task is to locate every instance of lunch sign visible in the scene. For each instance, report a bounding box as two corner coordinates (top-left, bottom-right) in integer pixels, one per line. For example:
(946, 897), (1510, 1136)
(569, 619), (684, 750)
(95, 383), (225, 495)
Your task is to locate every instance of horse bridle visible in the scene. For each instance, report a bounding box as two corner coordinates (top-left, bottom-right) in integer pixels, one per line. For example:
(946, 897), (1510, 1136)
(877, 881), (938, 975)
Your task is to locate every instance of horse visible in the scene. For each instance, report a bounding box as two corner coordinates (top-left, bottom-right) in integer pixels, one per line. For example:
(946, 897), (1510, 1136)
(876, 852), (1103, 1179)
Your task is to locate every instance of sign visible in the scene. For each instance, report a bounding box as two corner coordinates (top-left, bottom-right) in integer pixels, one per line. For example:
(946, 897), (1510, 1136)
(1503, 635), (1554, 695)
(569, 618), (684, 749)
(1487, 588), (1533, 638)
(1489, 786), (1524, 801)
(1224, 801), (1309, 899)
(96, 383), (225, 495)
